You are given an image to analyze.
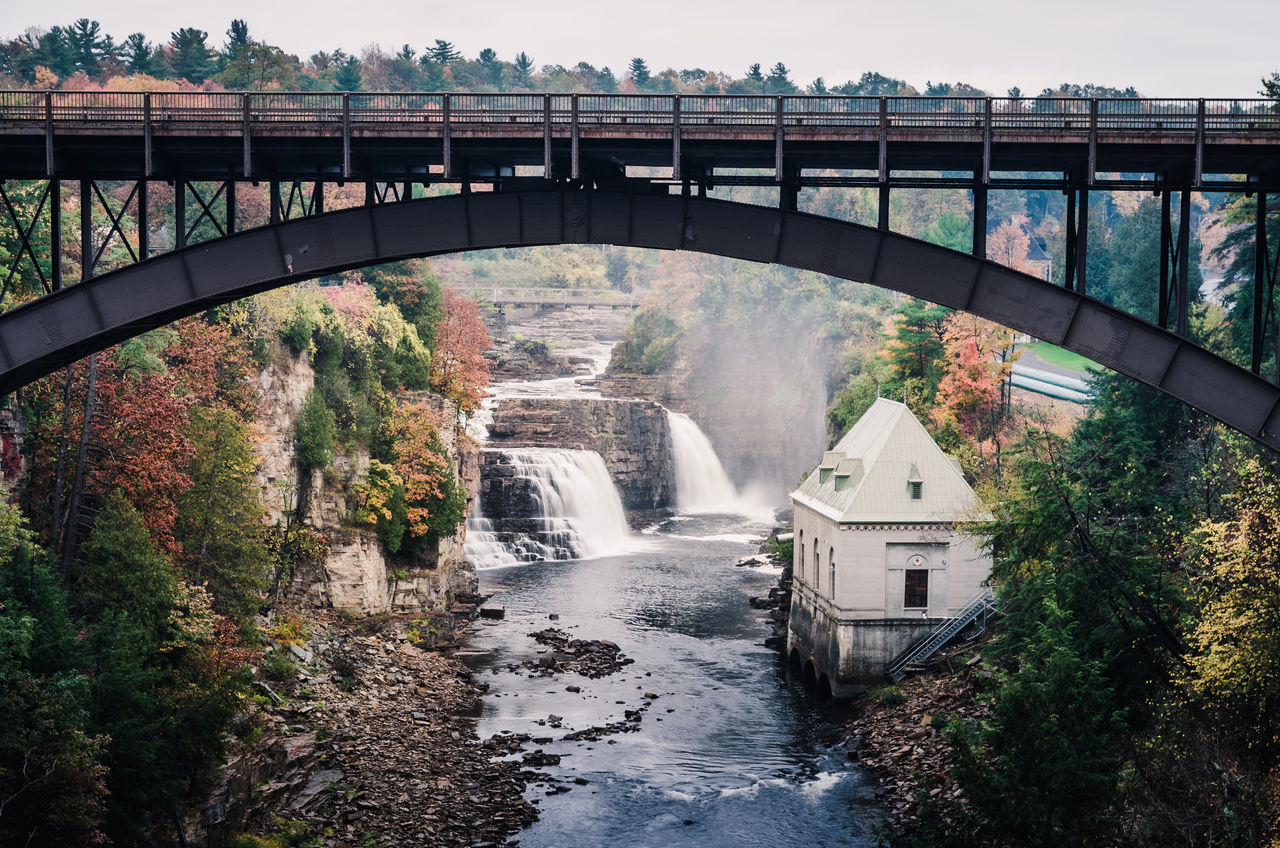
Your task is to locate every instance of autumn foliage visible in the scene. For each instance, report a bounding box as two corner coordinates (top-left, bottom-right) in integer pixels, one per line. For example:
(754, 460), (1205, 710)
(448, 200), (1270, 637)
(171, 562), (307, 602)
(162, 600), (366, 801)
(934, 312), (1019, 448)
(429, 286), (491, 415)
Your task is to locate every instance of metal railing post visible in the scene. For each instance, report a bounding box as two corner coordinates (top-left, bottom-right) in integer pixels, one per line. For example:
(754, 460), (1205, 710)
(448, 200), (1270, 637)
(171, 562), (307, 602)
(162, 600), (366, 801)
(241, 92), (252, 179)
(673, 94), (682, 181)
(543, 94), (552, 177)
(1194, 98), (1206, 186)
(774, 95), (784, 183)
(44, 91), (54, 176)
(442, 93), (452, 179)
(570, 93), (580, 180)
(143, 92), (153, 177)
(342, 92), (351, 179)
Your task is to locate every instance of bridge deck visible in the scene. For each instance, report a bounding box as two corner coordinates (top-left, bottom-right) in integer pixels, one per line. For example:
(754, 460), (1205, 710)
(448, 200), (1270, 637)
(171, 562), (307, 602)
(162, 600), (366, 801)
(2, 92), (1277, 186)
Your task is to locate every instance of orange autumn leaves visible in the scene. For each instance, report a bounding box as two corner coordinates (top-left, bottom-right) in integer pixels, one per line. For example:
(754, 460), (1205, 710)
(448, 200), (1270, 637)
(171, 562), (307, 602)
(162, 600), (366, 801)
(429, 286), (491, 416)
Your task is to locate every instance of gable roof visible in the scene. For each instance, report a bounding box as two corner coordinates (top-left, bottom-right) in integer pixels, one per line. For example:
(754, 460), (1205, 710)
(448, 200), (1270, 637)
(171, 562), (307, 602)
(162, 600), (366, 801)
(791, 398), (988, 524)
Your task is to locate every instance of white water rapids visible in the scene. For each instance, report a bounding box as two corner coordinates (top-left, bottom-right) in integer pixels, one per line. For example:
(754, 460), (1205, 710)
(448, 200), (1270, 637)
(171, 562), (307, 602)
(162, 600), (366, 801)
(465, 447), (639, 569)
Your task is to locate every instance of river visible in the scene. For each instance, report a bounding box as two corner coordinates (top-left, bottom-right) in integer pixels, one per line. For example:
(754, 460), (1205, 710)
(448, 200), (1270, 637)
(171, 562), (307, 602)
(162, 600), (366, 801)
(460, 308), (881, 846)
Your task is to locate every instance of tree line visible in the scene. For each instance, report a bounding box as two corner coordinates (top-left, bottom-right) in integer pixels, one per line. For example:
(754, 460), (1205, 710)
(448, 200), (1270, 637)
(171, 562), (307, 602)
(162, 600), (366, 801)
(2, 17), (1150, 97)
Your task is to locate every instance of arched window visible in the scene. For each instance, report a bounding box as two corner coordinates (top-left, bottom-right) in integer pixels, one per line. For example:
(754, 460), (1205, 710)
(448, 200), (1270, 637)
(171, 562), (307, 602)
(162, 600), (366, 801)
(798, 530), (804, 582)
(829, 546), (835, 599)
(814, 546), (821, 592)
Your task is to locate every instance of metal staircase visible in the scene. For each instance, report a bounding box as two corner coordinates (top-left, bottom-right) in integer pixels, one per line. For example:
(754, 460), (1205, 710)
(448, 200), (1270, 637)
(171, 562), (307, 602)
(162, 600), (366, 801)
(886, 587), (998, 681)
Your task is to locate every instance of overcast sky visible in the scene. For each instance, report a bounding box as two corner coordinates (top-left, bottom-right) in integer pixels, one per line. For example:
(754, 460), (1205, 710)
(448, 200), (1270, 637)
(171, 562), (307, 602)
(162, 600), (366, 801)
(4, 0), (1277, 98)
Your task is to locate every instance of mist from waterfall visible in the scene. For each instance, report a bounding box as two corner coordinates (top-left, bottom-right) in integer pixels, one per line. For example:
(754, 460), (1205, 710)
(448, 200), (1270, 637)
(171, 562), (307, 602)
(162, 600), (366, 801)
(667, 411), (773, 520)
(465, 447), (641, 570)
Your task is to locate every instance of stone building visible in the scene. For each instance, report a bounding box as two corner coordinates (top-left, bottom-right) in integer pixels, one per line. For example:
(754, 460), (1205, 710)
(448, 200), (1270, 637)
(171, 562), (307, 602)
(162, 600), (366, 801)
(787, 398), (991, 696)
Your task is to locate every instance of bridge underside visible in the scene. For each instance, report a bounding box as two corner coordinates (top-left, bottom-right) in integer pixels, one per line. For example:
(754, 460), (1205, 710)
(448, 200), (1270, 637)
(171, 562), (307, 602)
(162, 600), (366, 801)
(2, 189), (1278, 449)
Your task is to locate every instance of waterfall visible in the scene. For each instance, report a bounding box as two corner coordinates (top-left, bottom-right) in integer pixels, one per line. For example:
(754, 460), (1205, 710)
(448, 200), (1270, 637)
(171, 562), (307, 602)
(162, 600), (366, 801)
(667, 411), (740, 513)
(465, 448), (634, 569)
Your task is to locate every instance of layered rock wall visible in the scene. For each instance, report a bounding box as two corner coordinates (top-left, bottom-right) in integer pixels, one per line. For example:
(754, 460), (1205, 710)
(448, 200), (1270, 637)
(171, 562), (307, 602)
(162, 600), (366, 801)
(486, 397), (674, 512)
(253, 349), (477, 614)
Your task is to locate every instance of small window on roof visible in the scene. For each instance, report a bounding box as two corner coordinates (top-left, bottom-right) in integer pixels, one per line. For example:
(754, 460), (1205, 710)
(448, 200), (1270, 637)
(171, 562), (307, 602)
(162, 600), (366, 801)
(910, 480), (923, 500)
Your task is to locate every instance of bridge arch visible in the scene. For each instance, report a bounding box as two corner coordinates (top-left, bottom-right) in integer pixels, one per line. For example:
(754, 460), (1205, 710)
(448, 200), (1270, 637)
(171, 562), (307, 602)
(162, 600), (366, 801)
(2, 189), (1278, 450)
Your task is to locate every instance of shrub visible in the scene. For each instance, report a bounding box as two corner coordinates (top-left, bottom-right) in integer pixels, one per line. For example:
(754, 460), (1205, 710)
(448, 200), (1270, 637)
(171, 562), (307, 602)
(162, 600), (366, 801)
(267, 613), (311, 646)
(280, 304), (317, 354)
(259, 650), (297, 682)
(296, 388), (336, 471)
(766, 535), (794, 563)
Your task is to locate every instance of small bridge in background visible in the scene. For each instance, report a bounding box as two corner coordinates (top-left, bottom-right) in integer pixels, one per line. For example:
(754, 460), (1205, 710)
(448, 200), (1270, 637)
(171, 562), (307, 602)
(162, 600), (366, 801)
(470, 287), (638, 310)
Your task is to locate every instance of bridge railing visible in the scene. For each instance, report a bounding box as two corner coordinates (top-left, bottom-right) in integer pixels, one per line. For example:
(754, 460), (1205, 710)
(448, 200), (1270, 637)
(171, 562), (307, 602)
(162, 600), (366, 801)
(152, 91), (243, 122)
(4, 91), (1278, 134)
(350, 93), (445, 121)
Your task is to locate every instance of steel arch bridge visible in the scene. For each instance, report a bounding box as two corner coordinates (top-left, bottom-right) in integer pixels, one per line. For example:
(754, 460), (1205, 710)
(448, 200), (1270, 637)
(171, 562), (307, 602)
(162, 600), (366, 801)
(2, 189), (1280, 451)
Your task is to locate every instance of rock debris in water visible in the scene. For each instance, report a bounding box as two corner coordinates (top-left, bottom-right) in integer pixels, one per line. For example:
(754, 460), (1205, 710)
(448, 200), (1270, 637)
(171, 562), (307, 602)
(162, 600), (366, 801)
(524, 627), (635, 677)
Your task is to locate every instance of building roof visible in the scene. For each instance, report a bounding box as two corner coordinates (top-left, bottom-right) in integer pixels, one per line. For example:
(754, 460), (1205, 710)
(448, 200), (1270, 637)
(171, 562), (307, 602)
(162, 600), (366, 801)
(790, 398), (989, 524)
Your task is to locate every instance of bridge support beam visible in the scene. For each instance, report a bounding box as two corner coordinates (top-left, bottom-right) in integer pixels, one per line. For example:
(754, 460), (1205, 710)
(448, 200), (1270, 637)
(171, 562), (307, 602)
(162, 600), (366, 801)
(1176, 185), (1192, 338)
(79, 180), (91, 280)
(50, 180), (61, 290)
(1160, 186), (1172, 329)
(972, 185), (987, 259)
(1063, 184), (1089, 295)
(0, 179), (60, 298)
(780, 166), (799, 213)
(1064, 188), (1077, 290)
(269, 181), (281, 225)
(1255, 187), (1273, 376)
(138, 179), (148, 259)
(1075, 186), (1089, 297)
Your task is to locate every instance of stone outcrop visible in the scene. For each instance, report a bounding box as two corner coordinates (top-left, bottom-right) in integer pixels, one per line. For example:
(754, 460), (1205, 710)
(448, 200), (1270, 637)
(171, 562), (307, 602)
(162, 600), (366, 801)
(253, 349), (478, 614)
(486, 396), (674, 511)
(253, 349), (315, 524)
(486, 338), (584, 381)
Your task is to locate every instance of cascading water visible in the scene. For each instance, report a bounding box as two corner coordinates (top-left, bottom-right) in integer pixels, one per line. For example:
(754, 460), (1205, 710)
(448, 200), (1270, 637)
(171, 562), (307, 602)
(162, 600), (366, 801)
(465, 447), (635, 569)
(667, 411), (741, 512)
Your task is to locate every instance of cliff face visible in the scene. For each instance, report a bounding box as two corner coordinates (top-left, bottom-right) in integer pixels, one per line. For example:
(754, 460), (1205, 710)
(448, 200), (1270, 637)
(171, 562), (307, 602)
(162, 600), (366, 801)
(253, 350), (477, 614)
(486, 396), (675, 511)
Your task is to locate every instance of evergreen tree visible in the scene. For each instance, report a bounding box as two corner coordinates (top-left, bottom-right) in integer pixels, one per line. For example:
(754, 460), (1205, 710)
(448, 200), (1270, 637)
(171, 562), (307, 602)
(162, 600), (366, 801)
(27, 27), (77, 81)
(0, 502), (106, 845)
(426, 39), (461, 64)
(628, 56), (651, 90)
(167, 27), (217, 83)
(942, 584), (1129, 846)
(224, 18), (250, 55)
(175, 406), (268, 620)
(745, 62), (764, 82)
(765, 61), (796, 94)
(77, 491), (247, 843)
(67, 18), (106, 77)
(883, 297), (951, 415)
(333, 56), (363, 91)
(121, 32), (161, 76)
(512, 51), (534, 85)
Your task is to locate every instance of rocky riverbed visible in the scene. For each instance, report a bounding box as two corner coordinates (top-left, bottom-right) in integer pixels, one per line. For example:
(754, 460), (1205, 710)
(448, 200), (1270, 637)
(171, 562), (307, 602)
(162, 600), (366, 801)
(842, 647), (990, 832)
(206, 609), (545, 847)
